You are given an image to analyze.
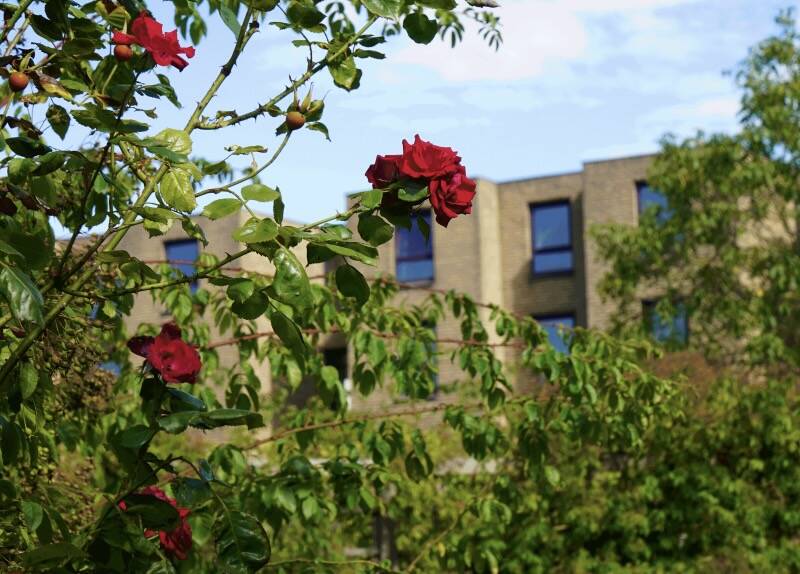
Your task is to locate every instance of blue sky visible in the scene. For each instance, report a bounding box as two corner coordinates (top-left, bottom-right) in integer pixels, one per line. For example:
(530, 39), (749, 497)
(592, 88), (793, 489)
(130, 1), (796, 224)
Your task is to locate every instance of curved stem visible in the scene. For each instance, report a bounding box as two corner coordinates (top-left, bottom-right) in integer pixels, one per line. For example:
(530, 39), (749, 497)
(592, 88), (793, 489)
(196, 16), (378, 131)
(196, 133), (292, 197)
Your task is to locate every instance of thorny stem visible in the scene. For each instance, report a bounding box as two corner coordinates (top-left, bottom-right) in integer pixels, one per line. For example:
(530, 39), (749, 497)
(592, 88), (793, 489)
(196, 16), (379, 130)
(196, 133), (292, 197)
(0, 7), (257, 384)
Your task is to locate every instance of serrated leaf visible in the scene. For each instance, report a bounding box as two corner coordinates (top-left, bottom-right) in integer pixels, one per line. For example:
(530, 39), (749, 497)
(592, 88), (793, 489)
(19, 363), (38, 400)
(335, 265), (370, 305)
(361, 0), (401, 17)
(22, 500), (44, 532)
(232, 218), (278, 243)
(270, 309), (306, 367)
(270, 247), (313, 311)
(218, 3), (241, 36)
(242, 184), (280, 202)
(0, 266), (44, 325)
(203, 198), (242, 220)
(215, 511), (271, 572)
(154, 127), (193, 155)
(357, 213), (393, 246)
(159, 167), (196, 212)
(329, 56), (362, 91)
(118, 424), (155, 449)
(403, 12), (438, 44)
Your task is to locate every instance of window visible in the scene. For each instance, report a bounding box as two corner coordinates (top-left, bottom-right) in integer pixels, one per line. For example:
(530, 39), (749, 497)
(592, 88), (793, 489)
(534, 314), (575, 354)
(643, 300), (688, 346)
(395, 210), (433, 283)
(531, 201), (573, 275)
(164, 239), (199, 293)
(637, 181), (671, 224)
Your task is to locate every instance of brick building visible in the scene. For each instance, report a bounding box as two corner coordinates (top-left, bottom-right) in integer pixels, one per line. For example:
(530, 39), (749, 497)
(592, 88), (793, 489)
(119, 153), (686, 400)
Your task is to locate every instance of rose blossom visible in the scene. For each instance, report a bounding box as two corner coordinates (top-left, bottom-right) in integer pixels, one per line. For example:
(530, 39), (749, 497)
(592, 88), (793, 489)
(127, 322), (201, 384)
(112, 13), (196, 71)
(397, 135), (462, 180)
(365, 154), (402, 189)
(429, 169), (477, 227)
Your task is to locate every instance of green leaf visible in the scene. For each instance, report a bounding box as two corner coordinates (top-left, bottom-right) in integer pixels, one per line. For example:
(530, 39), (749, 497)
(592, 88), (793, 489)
(403, 12), (438, 44)
(361, 0), (401, 17)
(242, 184), (280, 202)
(231, 290), (269, 319)
(123, 494), (180, 529)
(22, 500), (44, 532)
(171, 477), (212, 507)
(19, 363), (38, 400)
(167, 388), (208, 412)
(153, 127), (192, 154)
(218, 3), (241, 36)
(270, 309), (307, 367)
(329, 56), (362, 91)
(159, 167), (196, 212)
(336, 265), (370, 305)
(118, 424), (155, 449)
(158, 411), (202, 433)
(0, 239), (23, 259)
(0, 266), (44, 325)
(206, 409), (263, 429)
(33, 151), (66, 176)
(270, 247), (313, 311)
(203, 198), (242, 220)
(358, 213), (393, 246)
(307, 241), (378, 266)
(418, 0), (456, 8)
(226, 279), (256, 303)
(72, 104), (148, 133)
(361, 189), (383, 209)
(306, 122), (330, 141)
(23, 543), (84, 567)
(274, 195), (285, 224)
(6, 137), (51, 158)
(232, 218), (279, 243)
(216, 511), (271, 572)
(544, 465), (560, 487)
(286, 0), (325, 28)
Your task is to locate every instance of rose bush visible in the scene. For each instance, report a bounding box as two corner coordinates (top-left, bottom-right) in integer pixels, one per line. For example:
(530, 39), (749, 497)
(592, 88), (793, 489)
(5, 0), (789, 572)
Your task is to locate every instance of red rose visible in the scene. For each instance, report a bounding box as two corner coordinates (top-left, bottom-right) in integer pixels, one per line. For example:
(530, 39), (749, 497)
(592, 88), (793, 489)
(120, 486), (193, 561)
(398, 134), (462, 180)
(365, 154), (402, 189)
(112, 13), (195, 71)
(127, 323), (201, 384)
(429, 170), (477, 227)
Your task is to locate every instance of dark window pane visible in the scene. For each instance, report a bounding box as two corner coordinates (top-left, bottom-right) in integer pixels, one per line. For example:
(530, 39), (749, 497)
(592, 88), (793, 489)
(536, 315), (575, 354)
(532, 250), (573, 274)
(165, 239), (199, 292)
(643, 300), (688, 345)
(637, 182), (671, 223)
(531, 202), (573, 275)
(323, 347), (348, 382)
(532, 203), (571, 249)
(396, 210), (433, 282)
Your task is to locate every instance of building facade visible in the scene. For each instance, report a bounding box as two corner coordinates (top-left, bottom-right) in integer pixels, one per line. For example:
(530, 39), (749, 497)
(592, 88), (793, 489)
(118, 153), (684, 401)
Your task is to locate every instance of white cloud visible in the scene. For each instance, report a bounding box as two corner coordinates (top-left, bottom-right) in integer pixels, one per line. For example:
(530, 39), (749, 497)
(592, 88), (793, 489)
(391, 0), (706, 83)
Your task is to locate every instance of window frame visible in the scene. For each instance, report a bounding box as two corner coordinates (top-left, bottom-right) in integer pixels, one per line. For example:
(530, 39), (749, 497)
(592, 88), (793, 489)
(533, 312), (576, 354)
(395, 209), (434, 284)
(164, 238), (200, 293)
(636, 180), (670, 223)
(642, 298), (689, 346)
(529, 199), (574, 278)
